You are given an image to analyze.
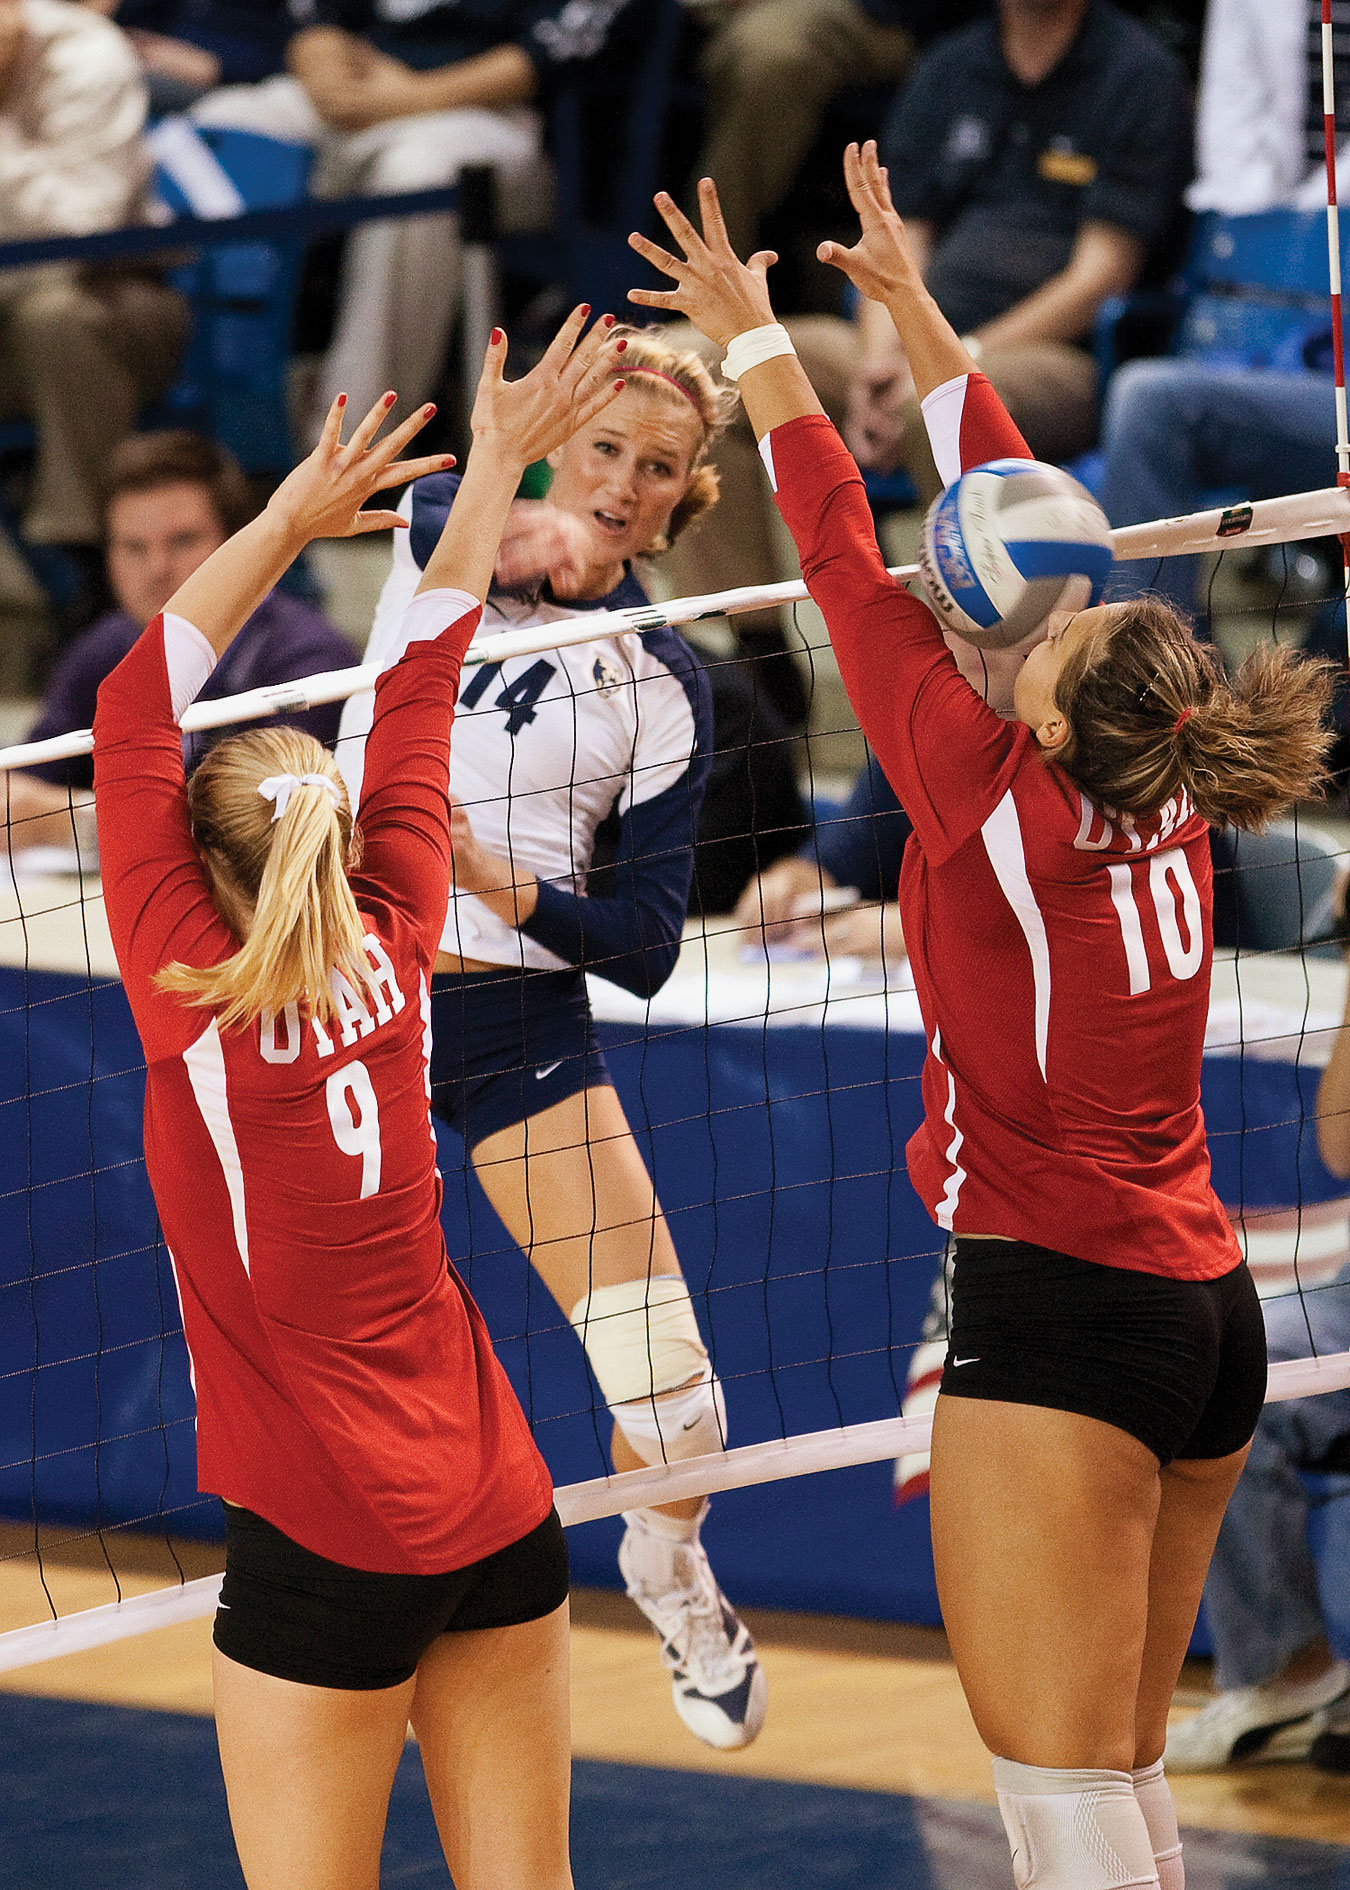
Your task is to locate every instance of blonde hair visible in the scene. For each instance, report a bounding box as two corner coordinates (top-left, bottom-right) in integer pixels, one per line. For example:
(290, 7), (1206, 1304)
(156, 726), (373, 1030)
(608, 325), (738, 545)
(1054, 595), (1335, 831)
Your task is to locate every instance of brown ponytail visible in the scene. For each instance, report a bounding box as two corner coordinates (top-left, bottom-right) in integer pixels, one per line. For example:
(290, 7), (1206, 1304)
(1054, 595), (1335, 831)
(155, 726), (374, 1030)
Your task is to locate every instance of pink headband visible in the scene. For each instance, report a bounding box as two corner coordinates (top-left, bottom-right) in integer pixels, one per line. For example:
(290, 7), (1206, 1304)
(623, 365), (703, 412)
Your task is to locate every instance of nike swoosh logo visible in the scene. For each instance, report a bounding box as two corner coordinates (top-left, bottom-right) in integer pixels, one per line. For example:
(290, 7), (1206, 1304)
(681, 1416), (701, 1431)
(535, 1061), (563, 1080)
(951, 1356), (980, 1367)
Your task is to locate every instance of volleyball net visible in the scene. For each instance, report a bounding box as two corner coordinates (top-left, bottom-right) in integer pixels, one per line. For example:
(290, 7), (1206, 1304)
(4, 487), (1350, 1671)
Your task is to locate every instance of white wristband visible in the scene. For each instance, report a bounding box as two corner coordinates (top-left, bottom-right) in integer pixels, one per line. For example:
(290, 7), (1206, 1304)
(720, 323), (796, 383)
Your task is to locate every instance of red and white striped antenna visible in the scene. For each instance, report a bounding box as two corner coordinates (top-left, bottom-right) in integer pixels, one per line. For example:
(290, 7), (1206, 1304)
(1322, 0), (1350, 635)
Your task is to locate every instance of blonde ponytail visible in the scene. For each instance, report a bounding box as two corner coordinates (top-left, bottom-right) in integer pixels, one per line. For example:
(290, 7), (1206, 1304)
(156, 726), (374, 1030)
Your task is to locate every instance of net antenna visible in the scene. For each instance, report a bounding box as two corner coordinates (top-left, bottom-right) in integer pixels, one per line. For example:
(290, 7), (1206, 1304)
(1323, 0), (1350, 633)
(7, 449), (1350, 1669)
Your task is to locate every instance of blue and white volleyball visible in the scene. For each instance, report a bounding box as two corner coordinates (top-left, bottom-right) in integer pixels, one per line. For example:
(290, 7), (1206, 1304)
(918, 458), (1114, 650)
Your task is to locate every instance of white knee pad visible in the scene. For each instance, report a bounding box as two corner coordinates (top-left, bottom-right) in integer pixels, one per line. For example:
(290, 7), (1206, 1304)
(610, 1371), (728, 1466)
(570, 1276), (712, 1406)
(992, 1759), (1161, 1890)
(569, 1276), (725, 1465)
(1131, 1760), (1183, 1890)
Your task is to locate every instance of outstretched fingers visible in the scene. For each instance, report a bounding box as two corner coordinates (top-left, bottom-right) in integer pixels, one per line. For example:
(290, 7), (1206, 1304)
(365, 401), (439, 472)
(651, 189), (710, 263)
(316, 392), (349, 457)
(536, 303), (593, 375)
(369, 450), (456, 495)
(694, 176), (736, 256)
(344, 508), (410, 537)
(343, 389), (400, 460)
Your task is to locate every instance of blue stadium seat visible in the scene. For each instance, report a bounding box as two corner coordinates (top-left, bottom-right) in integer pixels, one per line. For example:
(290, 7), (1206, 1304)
(152, 124), (314, 474)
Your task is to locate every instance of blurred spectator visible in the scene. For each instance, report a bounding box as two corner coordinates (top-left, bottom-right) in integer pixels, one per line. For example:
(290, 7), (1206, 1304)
(192, 0), (643, 436)
(1103, 0), (1346, 614)
(665, 0), (1191, 717)
(84, 0), (293, 114)
(1, 431), (353, 855)
(688, 655), (810, 915)
(0, 0), (188, 611)
(691, 0), (946, 263)
(734, 748), (909, 964)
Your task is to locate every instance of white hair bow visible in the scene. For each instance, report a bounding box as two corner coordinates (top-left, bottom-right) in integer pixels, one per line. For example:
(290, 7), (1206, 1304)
(256, 773), (342, 822)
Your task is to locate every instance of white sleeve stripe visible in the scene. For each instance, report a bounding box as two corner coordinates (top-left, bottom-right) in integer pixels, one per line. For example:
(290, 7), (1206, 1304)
(758, 433), (778, 492)
(182, 1020), (251, 1278)
(919, 374), (972, 494)
(383, 588), (480, 667)
(930, 1027), (967, 1232)
(161, 612), (217, 721)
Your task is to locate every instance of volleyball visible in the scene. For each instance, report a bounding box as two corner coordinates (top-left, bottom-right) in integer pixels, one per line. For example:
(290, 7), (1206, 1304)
(918, 458), (1114, 649)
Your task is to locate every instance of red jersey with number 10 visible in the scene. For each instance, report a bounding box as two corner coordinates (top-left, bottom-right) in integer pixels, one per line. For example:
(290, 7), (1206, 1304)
(94, 592), (553, 1573)
(762, 383), (1239, 1281)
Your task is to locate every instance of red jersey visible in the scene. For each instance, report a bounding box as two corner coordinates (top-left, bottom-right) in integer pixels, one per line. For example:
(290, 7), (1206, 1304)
(763, 381), (1239, 1282)
(94, 591), (553, 1573)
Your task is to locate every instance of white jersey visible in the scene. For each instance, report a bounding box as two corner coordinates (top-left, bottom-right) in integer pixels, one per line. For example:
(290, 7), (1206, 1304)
(336, 477), (712, 993)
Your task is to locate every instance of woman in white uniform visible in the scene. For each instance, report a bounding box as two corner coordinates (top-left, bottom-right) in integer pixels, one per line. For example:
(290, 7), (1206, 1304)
(338, 324), (766, 1749)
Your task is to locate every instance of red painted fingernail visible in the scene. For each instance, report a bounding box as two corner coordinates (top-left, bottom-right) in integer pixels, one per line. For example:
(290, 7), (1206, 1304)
(384, 392), (396, 406)
(443, 455), (456, 465)
(615, 337), (628, 352)
(603, 313), (616, 328)
(579, 304), (591, 317)
(423, 403), (436, 416)
(613, 378), (626, 390)
(490, 328), (504, 345)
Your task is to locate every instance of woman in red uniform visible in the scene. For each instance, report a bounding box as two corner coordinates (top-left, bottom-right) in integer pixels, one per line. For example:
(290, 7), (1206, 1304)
(630, 151), (1333, 1890)
(93, 309), (621, 1890)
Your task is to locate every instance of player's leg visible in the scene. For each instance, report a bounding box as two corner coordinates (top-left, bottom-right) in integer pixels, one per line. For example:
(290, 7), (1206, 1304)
(929, 1394), (1165, 1888)
(471, 1083), (766, 1748)
(1119, 1448), (1249, 1890)
(410, 1601), (574, 1890)
(212, 1647), (414, 1890)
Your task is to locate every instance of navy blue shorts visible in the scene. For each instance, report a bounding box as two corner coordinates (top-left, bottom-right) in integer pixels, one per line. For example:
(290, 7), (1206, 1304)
(429, 967), (611, 1149)
(940, 1239), (1267, 1465)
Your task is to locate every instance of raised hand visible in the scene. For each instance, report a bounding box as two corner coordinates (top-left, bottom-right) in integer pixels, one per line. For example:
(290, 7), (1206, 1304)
(628, 177), (778, 349)
(267, 391), (453, 543)
(817, 141), (925, 308)
(469, 306), (625, 468)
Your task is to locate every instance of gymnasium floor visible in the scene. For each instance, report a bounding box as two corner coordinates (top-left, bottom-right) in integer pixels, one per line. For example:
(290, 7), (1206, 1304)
(4, 1530), (1350, 1888)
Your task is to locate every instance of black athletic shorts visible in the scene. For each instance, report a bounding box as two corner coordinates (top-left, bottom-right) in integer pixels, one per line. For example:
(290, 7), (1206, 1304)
(429, 966), (611, 1148)
(213, 1506), (569, 1690)
(939, 1238), (1267, 1465)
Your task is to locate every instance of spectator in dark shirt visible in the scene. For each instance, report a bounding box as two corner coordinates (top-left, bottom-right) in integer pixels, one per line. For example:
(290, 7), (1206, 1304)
(2, 430), (353, 856)
(664, 0), (1192, 717)
(192, 0), (643, 437)
(691, 1), (975, 262)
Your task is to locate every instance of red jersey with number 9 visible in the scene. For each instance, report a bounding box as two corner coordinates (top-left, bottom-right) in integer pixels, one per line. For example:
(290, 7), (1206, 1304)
(762, 385), (1239, 1281)
(94, 593), (553, 1573)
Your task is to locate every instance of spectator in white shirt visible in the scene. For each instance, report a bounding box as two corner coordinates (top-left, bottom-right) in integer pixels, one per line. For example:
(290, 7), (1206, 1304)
(0, 0), (187, 597)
